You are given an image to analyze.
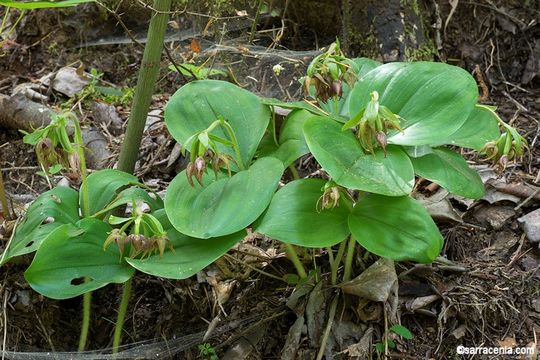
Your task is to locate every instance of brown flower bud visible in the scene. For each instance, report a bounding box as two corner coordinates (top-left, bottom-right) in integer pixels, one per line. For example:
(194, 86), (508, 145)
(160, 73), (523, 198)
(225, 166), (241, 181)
(331, 80), (343, 98)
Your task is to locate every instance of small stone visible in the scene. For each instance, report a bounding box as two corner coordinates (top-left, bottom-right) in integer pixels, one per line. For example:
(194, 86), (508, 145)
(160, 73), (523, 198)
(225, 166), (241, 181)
(518, 208), (540, 243)
(473, 205), (515, 230)
(532, 297), (540, 313)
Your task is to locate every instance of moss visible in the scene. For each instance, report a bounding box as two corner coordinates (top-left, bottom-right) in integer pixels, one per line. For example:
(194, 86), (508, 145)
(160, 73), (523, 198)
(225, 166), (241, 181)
(400, 0), (420, 16)
(405, 43), (438, 61)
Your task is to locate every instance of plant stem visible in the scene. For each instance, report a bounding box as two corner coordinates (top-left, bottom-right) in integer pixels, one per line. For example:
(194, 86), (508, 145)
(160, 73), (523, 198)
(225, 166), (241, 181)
(316, 294), (339, 360)
(72, 118), (90, 218)
(116, 0), (172, 174)
(330, 240), (347, 285)
(284, 243), (307, 279)
(248, 0), (264, 44)
(70, 115), (92, 352)
(78, 291), (91, 352)
(220, 121), (245, 170)
(113, 278), (132, 354)
(343, 236), (356, 282)
(288, 165), (300, 180)
(0, 170), (11, 220)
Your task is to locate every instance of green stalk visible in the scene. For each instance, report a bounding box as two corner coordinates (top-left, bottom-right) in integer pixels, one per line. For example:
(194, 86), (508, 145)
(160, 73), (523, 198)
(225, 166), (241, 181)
(330, 240), (346, 285)
(112, 277), (132, 353)
(70, 115), (92, 352)
(285, 243), (307, 279)
(112, 0), (172, 353)
(117, 0), (172, 174)
(0, 170), (11, 220)
(78, 291), (91, 352)
(343, 236), (356, 282)
(220, 121), (245, 170)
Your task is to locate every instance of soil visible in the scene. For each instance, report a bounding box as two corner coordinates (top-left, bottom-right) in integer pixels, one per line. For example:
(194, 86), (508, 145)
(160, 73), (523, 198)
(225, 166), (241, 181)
(0, 1), (539, 359)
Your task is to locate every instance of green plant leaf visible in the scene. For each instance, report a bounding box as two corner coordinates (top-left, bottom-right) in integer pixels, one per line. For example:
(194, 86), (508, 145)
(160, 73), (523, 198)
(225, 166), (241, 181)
(348, 62), (478, 146)
(1, 186), (79, 265)
(84, 169), (138, 215)
(304, 117), (414, 196)
(389, 325), (414, 340)
(258, 110), (312, 167)
(24, 219), (134, 299)
(165, 80), (270, 167)
(126, 210), (243, 279)
(410, 148), (484, 199)
(262, 98), (329, 117)
(0, 0), (94, 9)
(165, 157), (284, 239)
(444, 105), (501, 150)
(95, 187), (163, 216)
(349, 194), (444, 263)
(254, 179), (351, 247)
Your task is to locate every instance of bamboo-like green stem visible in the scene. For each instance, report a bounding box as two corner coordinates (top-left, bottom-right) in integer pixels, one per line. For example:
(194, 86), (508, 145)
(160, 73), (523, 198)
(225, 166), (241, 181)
(78, 291), (91, 352)
(284, 243), (307, 279)
(0, 170), (11, 220)
(112, 278), (132, 354)
(343, 236), (356, 282)
(116, 0), (172, 174)
(112, 0), (172, 352)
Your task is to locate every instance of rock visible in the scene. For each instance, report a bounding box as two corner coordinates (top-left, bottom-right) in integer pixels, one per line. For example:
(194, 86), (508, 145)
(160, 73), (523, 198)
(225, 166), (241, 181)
(91, 102), (123, 135)
(518, 208), (540, 243)
(40, 66), (90, 97)
(473, 205), (515, 230)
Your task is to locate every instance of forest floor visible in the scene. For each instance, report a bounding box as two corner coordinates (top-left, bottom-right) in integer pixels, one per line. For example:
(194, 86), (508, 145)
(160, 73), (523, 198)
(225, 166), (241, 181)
(0, 1), (539, 359)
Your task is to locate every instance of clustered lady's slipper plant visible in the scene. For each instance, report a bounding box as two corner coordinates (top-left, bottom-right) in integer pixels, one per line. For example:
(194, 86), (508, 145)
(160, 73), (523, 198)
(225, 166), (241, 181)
(0, 41), (526, 353)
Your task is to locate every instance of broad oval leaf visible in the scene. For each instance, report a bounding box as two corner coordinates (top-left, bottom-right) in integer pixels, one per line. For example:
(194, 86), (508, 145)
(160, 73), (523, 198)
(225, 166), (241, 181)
(24, 219), (134, 299)
(1, 186), (79, 265)
(444, 105), (501, 150)
(166, 80), (270, 167)
(254, 179), (351, 247)
(127, 210), (243, 279)
(304, 117), (414, 196)
(348, 62), (478, 146)
(349, 194), (444, 263)
(85, 169), (138, 216)
(258, 110), (312, 167)
(165, 157), (284, 238)
(410, 148), (485, 199)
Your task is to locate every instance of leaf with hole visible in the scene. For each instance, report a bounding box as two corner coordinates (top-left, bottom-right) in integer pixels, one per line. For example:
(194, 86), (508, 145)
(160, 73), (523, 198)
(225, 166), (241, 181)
(255, 179), (351, 247)
(410, 148), (484, 199)
(165, 80), (270, 167)
(24, 218), (135, 299)
(304, 117), (414, 196)
(1, 186), (79, 265)
(349, 194), (443, 263)
(348, 62), (479, 146)
(165, 157), (284, 239)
